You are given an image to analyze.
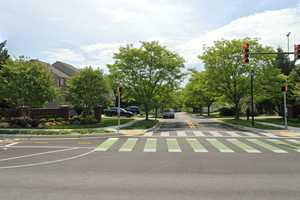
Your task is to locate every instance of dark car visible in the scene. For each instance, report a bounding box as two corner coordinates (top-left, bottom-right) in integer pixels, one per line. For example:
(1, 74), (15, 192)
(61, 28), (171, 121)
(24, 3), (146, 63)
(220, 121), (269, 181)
(104, 107), (134, 117)
(163, 109), (175, 119)
(125, 106), (140, 114)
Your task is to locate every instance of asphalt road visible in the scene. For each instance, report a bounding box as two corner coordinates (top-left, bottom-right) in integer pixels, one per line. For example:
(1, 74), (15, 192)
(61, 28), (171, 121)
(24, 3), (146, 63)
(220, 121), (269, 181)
(0, 112), (300, 200)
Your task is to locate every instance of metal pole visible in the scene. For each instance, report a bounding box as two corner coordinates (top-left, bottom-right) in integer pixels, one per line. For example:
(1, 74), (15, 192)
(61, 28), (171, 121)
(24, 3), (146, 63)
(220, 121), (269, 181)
(284, 90), (288, 129)
(284, 32), (290, 129)
(251, 71), (254, 127)
(117, 87), (121, 134)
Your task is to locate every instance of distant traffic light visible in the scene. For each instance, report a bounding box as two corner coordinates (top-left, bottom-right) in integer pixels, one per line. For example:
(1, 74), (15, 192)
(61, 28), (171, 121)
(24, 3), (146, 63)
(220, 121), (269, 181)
(243, 42), (250, 64)
(294, 44), (300, 60)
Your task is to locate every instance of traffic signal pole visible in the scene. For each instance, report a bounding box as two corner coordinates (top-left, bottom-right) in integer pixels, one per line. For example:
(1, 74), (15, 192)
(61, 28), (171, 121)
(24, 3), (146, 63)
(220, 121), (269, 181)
(250, 70), (255, 127)
(117, 86), (121, 134)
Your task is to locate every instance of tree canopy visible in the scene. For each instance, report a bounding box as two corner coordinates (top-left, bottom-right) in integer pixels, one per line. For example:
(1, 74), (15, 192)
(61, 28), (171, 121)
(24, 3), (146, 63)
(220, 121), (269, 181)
(199, 39), (278, 119)
(0, 58), (57, 107)
(66, 67), (111, 117)
(108, 41), (185, 120)
(0, 41), (10, 69)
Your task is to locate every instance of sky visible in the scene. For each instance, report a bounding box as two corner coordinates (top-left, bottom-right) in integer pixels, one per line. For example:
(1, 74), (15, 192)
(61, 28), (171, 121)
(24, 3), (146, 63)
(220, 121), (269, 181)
(1, 0), (300, 72)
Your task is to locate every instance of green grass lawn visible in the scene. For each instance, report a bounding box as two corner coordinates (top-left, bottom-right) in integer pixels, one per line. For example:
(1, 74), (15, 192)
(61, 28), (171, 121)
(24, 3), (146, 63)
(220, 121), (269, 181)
(256, 117), (300, 128)
(222, 119), (284, 130)
(45, 117), (134, 129)
(122, 119), (158, 130)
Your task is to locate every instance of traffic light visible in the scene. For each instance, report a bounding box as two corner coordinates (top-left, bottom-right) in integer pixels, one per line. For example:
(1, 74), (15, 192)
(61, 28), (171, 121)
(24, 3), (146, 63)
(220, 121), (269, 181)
(243, 42), (250, 64)
(294, 44), (300, 60)
(281, 85), (288, 92)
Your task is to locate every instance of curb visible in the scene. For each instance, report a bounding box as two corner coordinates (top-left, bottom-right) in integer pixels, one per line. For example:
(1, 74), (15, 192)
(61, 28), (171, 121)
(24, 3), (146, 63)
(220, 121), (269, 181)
(0, 119), (140, 138)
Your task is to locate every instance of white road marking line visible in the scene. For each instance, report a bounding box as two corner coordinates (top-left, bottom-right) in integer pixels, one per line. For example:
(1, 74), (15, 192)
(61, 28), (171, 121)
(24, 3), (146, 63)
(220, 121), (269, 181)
(0, 150), (95, 169)
(161, 132), (170, 137)
(177, 131), (187, 137)
(0, 145), (93, 149)
(225, 131), (242, 137)
(5, 142), (20, 147)
(144, 132), (154, 137)
(192, 131), (205, 137)
(0, 148), (78, 162)
(208, 131), (222, 137)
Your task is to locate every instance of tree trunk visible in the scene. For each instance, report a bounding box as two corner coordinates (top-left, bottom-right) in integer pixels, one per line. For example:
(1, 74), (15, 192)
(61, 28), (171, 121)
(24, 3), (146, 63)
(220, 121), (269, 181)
(145, 105), (149, 120)
(207, 104), (211, 117)
(234, 102), (240, 120)
(155, 107), (158, 120)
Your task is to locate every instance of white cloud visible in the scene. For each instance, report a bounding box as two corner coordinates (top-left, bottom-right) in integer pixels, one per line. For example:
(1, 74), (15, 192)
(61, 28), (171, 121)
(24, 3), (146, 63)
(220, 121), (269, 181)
(180, 4), (300, 67)
(43, 48), (85, 63)
(38, 3), (300, 72)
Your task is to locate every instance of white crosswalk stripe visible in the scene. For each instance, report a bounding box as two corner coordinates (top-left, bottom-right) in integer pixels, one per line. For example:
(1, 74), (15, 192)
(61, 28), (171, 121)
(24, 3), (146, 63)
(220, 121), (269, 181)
(192, 131), (205, 137)
(144, 132), (154, 137)
(93, 138), (299, 153)
(207, 138), (234, 153)
(225, 131), (242, 137)
(177, 131), (187, 137)
(227, 139), (261, 153)
(208, 131), (223, 137)
(161, 132), (170, 137)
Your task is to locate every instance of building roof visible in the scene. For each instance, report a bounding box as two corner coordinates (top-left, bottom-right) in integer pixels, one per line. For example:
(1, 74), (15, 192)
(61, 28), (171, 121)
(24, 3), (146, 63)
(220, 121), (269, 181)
(52, 61), (80, 77)
(32, 59), (69, 79)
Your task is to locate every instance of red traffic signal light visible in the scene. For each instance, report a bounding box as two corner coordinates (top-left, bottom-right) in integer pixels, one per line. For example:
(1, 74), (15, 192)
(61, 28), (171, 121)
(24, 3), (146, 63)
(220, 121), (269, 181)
(243, 42), (250, 64)
(294, 44), (300, 60)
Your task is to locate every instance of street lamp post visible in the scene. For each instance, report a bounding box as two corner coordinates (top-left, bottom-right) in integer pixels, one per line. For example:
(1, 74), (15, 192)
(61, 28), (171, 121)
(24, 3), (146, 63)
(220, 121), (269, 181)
(284, 32), (291, 129)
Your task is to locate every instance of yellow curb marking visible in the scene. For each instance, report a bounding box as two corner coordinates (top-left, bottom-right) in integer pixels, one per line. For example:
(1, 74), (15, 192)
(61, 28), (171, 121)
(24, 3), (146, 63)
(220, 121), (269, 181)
(273, 132), (298, 137)
(33, 141), (49, 144)
(78, 142), (92, 145)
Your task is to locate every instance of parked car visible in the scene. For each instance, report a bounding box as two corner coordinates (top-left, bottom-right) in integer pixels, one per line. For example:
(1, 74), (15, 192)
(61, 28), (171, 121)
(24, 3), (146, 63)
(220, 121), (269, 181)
(125, 106), (140, 114)
(104, 107), (134, 117)
(163, 109), (175, 119)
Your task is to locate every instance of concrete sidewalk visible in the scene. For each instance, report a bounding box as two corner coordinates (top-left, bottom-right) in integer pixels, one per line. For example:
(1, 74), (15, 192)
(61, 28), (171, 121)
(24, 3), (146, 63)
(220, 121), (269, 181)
(256, 121), (300, 132)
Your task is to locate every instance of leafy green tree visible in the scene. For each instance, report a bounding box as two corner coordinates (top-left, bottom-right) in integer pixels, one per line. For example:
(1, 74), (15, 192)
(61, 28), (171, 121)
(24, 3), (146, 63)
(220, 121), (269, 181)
(108, 41), (185, 120)
(0, 58), (57, 107)
(0, 41), (9, 69)
(200, 39), (276, 119)
(275, 48), (294, 75)
(67, 67), (110, 117)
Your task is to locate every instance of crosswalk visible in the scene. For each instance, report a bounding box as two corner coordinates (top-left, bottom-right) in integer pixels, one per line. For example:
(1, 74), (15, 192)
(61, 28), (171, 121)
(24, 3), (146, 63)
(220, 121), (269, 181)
(94, 137), (300, 154)
(143, 130), (283, 138)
